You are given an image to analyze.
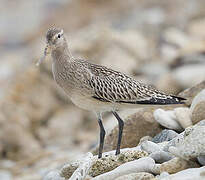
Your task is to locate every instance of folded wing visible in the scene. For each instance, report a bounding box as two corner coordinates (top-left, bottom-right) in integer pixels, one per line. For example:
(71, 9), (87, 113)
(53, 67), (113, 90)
(86, 62), (185, 105)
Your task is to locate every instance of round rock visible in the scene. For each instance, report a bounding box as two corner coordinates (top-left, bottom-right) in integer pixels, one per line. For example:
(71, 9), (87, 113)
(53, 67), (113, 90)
(154, 109), (183, 131)
(174, 107), (192, 129)
(152, 129), (178, 143)
(190, 89), (205, 124)
(197, 156), (205, 166)
(160, 157), (199, 174)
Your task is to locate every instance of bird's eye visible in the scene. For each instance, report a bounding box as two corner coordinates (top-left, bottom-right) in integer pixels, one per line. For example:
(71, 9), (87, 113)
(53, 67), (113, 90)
(57, 34), (61, 38)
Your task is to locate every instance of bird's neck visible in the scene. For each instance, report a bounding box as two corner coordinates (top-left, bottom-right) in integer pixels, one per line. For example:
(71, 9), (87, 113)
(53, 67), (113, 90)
(52, 45), (73, 63)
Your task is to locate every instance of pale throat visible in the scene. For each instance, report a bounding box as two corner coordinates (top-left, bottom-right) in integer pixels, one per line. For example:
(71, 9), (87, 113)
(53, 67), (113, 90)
(51, 44), (73, 62)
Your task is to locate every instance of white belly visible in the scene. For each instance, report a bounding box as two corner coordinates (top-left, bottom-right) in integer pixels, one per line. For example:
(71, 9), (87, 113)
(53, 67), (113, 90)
(70, 94), (116, 113)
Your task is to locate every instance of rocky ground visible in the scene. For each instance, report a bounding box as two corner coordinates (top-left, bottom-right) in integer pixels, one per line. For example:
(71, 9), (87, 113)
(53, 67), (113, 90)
(45, 81), (205, 180)
(0, 0), (205, 179)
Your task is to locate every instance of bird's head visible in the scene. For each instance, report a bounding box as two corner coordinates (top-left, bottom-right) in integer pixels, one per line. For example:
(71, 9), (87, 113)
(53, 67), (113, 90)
(36, 28), (67, 66)
(46, 28), (66, 49)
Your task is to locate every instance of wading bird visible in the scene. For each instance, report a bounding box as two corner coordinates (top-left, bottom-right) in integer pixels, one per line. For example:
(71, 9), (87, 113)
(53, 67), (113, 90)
(37, 28), (185, 158)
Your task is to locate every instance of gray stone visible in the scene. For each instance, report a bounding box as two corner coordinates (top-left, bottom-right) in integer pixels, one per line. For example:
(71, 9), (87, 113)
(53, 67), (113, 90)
(141, 141), (162, 154)
(167, 120), (205, 160)
(152, 129), (178, 143)
(197, 156), (205, 166)
(141, 140), (174, 163)
(196, 120), (205, 126)
(163, 132), (184, 152)
(159, 167), (205, 180)
(150, 151), (174, 163)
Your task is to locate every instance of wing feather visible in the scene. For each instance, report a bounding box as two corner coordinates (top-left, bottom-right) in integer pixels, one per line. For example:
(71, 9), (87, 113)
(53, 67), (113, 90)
(77, 59), (185, 105)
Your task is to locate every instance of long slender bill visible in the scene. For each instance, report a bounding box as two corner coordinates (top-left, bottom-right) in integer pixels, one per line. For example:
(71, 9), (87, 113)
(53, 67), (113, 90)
(36, 44), (51, 66)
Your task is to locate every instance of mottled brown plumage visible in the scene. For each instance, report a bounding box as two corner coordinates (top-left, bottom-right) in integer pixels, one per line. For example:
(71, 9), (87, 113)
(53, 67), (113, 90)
(38, 28), (185, 158)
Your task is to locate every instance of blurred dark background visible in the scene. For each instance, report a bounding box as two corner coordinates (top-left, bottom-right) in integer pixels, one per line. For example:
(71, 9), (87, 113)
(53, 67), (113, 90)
(0, 0), (205, 179)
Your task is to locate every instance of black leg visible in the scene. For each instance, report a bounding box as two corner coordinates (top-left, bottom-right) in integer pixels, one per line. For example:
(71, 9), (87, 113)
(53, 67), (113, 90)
(112, 111), (124, 155)
(97, 115), (105, 158)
